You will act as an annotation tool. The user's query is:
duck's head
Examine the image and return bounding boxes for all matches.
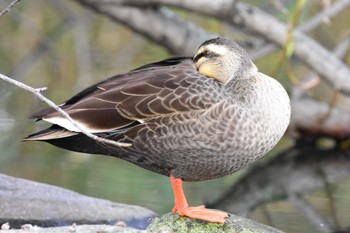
[193,37,258,84]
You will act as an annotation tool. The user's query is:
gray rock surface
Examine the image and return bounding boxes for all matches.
[0,214,284,233]
[0,174,156,229]
[1,223,145,233]
[147,213,284,233]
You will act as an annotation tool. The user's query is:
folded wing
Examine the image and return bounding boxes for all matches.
[30,57,224,134]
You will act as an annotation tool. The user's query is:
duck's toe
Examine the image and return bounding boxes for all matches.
[176,205,229,224]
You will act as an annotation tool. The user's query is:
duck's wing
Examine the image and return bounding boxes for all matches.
[30,57,223,134]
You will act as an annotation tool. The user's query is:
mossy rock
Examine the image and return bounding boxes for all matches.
[147,213,283,233]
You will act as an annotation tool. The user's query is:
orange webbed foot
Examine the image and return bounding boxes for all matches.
[176,205,229,224]
[170,174,229,224]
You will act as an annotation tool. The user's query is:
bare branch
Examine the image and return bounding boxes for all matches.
[94,0,350,32]
[250,0,350,59]
[92,0,236,18]
[0,0,22,17]
[229,2,350,95]
[74,0,350,95]
[225,2,350,94]
[158,0,350,94]
[289,37,350,139]
[73,0,216,56]
[0,73,131,147]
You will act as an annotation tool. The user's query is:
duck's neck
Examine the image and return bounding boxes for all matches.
[225,61,258,86]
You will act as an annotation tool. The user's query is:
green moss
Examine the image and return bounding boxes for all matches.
[147,213,283,233]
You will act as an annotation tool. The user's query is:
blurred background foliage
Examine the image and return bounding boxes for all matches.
[0,0,350,232]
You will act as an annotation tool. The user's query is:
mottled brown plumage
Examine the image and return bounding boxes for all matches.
[25,38,290,223]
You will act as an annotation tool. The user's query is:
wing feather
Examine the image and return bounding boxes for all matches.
[33,57,224,133]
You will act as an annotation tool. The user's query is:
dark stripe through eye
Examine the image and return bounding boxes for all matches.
[193,52,205,63]
[193,50,218,63]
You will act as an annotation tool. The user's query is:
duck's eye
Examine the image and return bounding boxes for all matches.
[194,50,213,63]
[203,50,210,57]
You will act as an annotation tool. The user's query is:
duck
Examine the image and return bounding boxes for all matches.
[24,37,291,224]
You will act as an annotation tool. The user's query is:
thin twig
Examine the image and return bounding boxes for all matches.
[0,73,132,147]
[0,0,22,17]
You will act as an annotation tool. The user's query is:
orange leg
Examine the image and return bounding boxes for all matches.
[170,174,229,224]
